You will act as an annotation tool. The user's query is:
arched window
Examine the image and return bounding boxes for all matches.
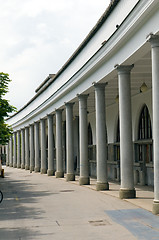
[88,123,93,161]
[116,117,120,142]
[138,105,152,140]
[137,105,152,163]
[114,117,120,161]
[88,123,93,145]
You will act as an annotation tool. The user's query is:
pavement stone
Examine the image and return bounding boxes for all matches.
[0,166,158,240]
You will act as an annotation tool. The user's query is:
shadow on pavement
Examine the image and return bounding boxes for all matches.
[0,170,57,239]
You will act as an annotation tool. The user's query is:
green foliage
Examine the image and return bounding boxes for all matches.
[0,72,16,145]
[0,121,13,145]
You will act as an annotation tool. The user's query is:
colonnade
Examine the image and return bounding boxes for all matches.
[6,78,135,194]
[4,34,159,214]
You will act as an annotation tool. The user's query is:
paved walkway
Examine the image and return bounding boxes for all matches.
[0,166,158,240]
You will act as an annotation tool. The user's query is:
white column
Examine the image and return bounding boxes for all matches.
[47,114,54,176]
[9,135,13,167]
[30,124,34,171]
[62,121,66,173]
[94,83,109,191]
[40,119,47,174]
[6,144,9,166]
[13,132,17,168]
[55,109,64,178]
[78,94,90,185]
[34,122,40,172]
[2,146,4,155]
[148,34,159,214]
[17,130,21,168]
[25,127,30,170]
[21,128,25,169]
[116,64,135,199]
[65,102,75,181]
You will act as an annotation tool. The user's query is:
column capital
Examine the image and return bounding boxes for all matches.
[34,120,40,125]
[40,118,46,122]
[77,94,89,100]
[55,108,63,113]
[147,33,159,48]
[29,124,34,130]
[65,102,75,107]
[115,64,134,74]
[93,82,108,89]
[47,113,54,118]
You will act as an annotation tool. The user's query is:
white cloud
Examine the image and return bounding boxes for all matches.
[0,0,110,109]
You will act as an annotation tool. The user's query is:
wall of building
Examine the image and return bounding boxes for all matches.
[87,89,153,185]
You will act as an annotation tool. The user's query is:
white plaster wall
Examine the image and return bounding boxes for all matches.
[106,103,119,143]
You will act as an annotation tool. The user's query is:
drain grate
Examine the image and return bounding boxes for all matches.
[88,220,111,226]
[60,190,75,193]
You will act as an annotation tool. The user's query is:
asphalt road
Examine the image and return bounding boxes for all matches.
[0,167,159,240]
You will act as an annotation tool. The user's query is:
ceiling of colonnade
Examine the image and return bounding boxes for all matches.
[60,47,152,120]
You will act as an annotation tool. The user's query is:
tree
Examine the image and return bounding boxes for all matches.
[0,72,16,145]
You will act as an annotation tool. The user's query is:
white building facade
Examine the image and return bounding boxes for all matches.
[5,0,159,214]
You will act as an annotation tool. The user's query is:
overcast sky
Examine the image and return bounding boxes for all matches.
[0,0,110,110]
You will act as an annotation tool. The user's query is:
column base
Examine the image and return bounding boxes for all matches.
[55,171,64,178]
[17,164,21,168]
[13,163,17,168]
[96,182,109,191]
[6,162,9,166]
[152,201,159,215]
[30,166,34,171]
[79,176,90,185]
[119,188,136,199]
[66,173,75,181]
[21,164,25,169]
[9,163,13,167]
[47,169,55,176]
[34,167,40,172]
[25,165,30,170]
[41,168,47,174]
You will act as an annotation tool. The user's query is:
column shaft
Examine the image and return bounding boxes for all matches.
[13,132,17,168]
[21,129,25,169]
[40,119,47,174]
[78,94,90,185]
[6,144,9,166]
[34,122,40,172]
[116,65,135,199]
[94,83,109,191]
[25,127,30,170]
[9,136,13,167]
[148,34,159,214]
[17,131,21,168]
[65,103,75,181]
[30,125,34,171]
[47,115,54,176]
[55,109,64,178]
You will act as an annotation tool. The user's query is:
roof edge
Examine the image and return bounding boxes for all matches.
[8,0,120,120]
